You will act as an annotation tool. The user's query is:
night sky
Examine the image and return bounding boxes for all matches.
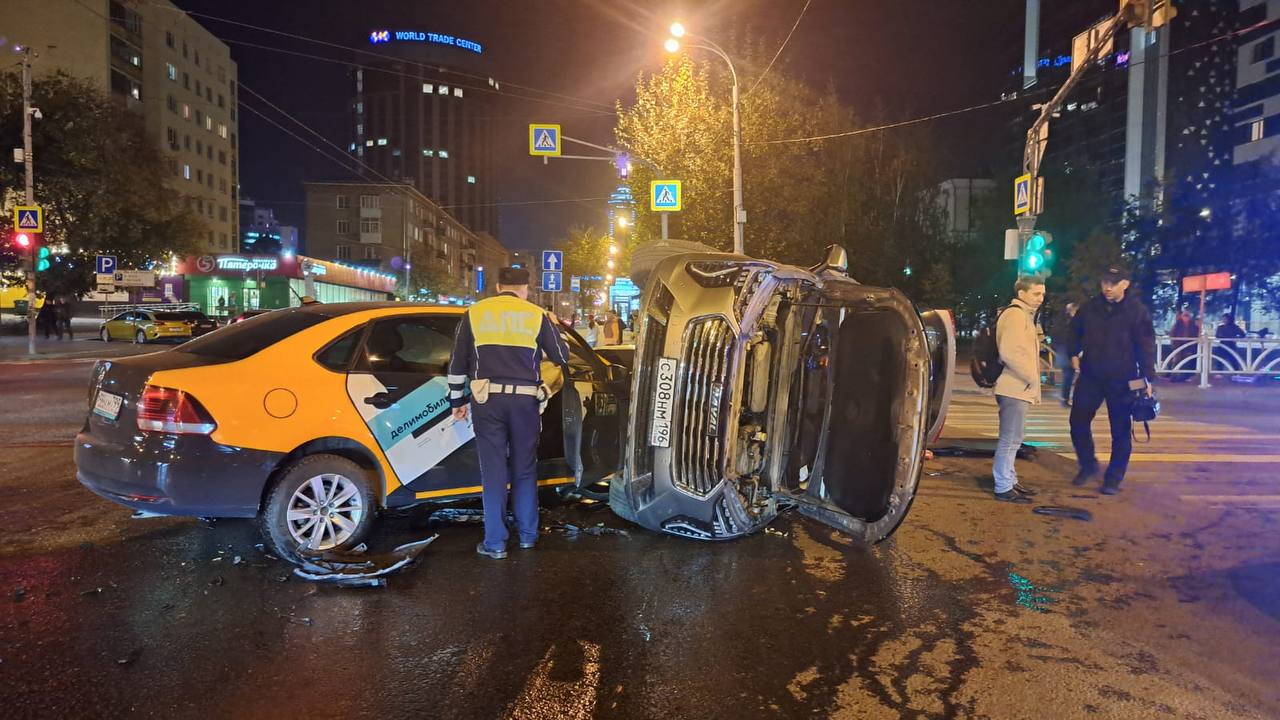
[172,0,1023,252]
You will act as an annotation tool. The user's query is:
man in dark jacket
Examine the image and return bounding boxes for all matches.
[1065,265,1156,494]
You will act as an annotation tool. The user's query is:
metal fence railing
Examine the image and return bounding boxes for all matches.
[1038,336,1280,389]
[97,302,200,318]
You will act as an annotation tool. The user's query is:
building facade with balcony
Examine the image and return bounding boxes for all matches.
[7,0,240,254]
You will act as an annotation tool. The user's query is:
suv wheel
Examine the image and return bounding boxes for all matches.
[262,454,377,559]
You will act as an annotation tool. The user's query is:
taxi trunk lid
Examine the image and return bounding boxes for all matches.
[86,353,229,438]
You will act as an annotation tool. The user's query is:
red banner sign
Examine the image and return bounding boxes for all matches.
[1182,272,1232,293]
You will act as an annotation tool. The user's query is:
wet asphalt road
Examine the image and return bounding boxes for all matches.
[2,360,1279,719]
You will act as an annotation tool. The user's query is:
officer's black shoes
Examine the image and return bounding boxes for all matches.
[994,490,1033,504]
[1100,482,1122,495]
[1072,468,1098,486]
[1013,483,1039,496]
[475,543,508,560]
[518,539,537,550]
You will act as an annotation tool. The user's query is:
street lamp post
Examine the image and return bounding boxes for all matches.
[667,23,745,255]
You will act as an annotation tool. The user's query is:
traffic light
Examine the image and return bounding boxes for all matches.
[36,245,50,272]
[1020,231,1053,274]
[14,232,31,250]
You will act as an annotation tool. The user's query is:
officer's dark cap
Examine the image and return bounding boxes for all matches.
[1102,264,1131,282]
[498,266,530,286]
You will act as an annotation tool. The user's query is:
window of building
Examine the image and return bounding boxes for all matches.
[438,150,449,158]
[217,93,225,108]
[356,70,362,92]
[194,49,200,66]
[206,87,212,102]
[392,148,401,157]
[196,110,203,126]
[337,245,352,260]
[359,195,380,209]
[166,31,175,49]
[377,138,388,146]
[219,206,228,221]
[336,195,350,209]
[183,72,189,90]
[360,219,381,234]
[357,147,364,157]
[184,134,190,150]
[167,94,178,112]
[166,127,178,147]
[196,139,203,154]
[219,178,227,192]
[182,40,188,59]
[218,124,227,139]
[183,164,191,180]
[467,175,476,184]
[356,101,363,113]
[182,103,190,119]
[356,123,364,135]
[230,132,237,149]
[365,140,374,147]
[205,116,213,131]
[1255,37,1275,64]
[438,85,449,95]
[453,87,463,98]
[422,149,435,157]
[167,63,176,81]
[337,219,352,234]
[196,79,202,95]
[1252,118,1265,142]
[422,83,434,94]
[364,246,379,260]
[196,168,203,182]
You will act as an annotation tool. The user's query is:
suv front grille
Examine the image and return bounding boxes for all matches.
[673,316,734,497]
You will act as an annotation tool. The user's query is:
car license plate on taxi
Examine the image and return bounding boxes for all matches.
[93,390,123,421]
[649,357,677,448]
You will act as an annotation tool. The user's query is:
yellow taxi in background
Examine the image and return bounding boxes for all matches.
[76,302,630,557]
[99,310,193,344]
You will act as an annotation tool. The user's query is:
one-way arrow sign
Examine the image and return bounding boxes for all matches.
[542,250,563,271]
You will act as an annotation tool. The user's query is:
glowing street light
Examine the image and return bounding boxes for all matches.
[663,21,745,254]
[608,244,618,255]
[617,216,628,229]
[607,259,615,269]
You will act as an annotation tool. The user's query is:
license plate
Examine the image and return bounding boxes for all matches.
[93,390,123,421]
[649,357,678,448]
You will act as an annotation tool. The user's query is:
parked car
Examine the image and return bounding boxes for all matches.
[99,310,193,344]
[76,303,629,557]
[611,245,954,544]
[176,310,219,337]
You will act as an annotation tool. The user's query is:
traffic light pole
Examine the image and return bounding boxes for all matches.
[21,49,36,356]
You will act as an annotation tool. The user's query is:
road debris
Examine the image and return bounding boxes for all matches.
[292,535,438,587]
[130,510,165,519]
[232,555,243,565]
[14,587,27,603]
[764,527,789,538]
[427,508,487,526]
[1033,506,1093,521]
[115,648,142,666]
[546,522,629,538]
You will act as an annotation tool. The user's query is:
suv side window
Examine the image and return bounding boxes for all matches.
[355,316,459,377]
[557,326,598,380]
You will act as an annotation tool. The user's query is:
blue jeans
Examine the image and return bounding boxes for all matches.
[994,395,1030,494]
[472,392,542,551]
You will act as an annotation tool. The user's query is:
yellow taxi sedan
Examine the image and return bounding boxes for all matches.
[76,302,629,557]
[99,310,193,344]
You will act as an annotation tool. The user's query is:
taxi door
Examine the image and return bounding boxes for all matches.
[344,315,483,503]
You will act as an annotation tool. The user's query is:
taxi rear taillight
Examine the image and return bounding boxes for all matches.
[136,385,217,434]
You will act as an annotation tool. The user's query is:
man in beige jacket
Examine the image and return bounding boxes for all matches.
[992,275,1045,503]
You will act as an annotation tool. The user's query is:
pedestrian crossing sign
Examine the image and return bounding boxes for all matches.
[13,205,43,233]
[1013,174,1032,216]
[529,124,561,156]
[650,180,682,212]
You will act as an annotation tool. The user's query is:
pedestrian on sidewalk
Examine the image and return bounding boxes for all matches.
[992,275,1045,504]
[56,296,74,340]
[1167,310,1197,383]
[1052,301,1079,406]
[1065,265,1157,495]
[37,298,56,340]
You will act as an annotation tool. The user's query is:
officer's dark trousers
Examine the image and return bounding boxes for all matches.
[472,392,540,550]
[1069,374,1135,486]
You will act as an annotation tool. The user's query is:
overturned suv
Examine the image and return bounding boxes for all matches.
[610,245,953,543]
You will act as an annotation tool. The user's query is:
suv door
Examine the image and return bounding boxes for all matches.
[344,315,483,502]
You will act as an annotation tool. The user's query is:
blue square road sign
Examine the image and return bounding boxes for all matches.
[542,271,563,292]
[541,250,563,271]
[96,255,117,274]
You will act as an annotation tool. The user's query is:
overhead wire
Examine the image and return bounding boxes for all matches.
[746,0,812,96]
[141,2,617,113]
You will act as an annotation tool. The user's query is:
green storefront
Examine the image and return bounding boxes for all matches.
[186,274,292,319]
[176,254,397,319]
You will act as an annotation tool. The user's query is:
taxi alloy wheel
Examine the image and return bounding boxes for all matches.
[264,454,376,558]
[100,327,110,343]
[287,473,365,550]
[135,329,147,344]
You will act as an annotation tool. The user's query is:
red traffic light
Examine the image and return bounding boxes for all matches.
[14,233,32,249]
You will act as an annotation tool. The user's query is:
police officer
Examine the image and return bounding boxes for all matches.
[1066,264,1157,495]
[449,267,570,559]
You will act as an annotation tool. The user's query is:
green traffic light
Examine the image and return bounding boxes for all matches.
[37,246,50,259]
[1027,233,1046,251]
[36,259,50,272]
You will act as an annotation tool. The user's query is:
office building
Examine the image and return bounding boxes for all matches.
[1233,0,1280,165]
